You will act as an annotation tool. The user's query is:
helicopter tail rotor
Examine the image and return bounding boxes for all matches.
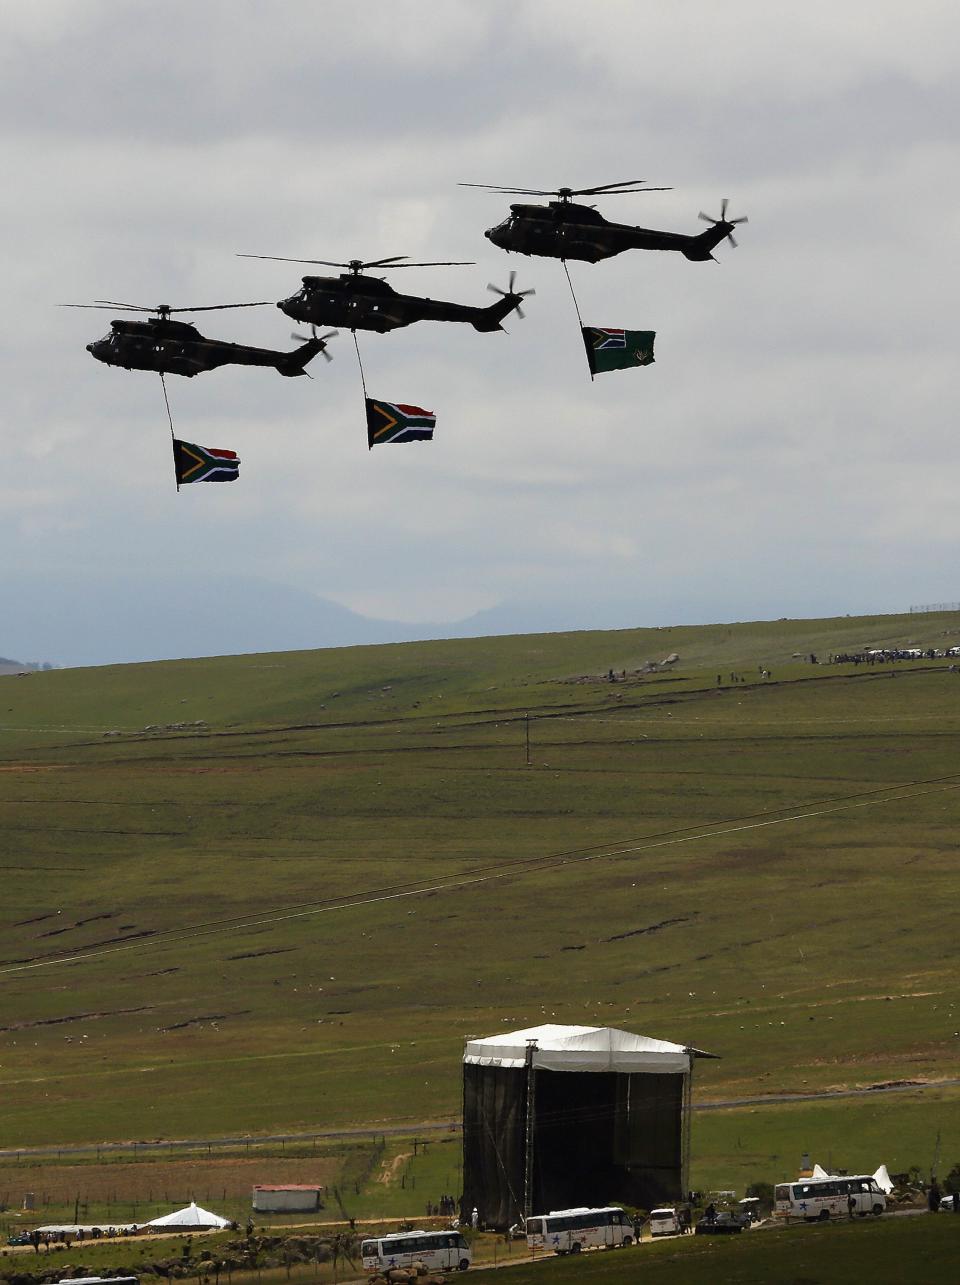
[697,198,748,248]
[487,270,536,319]
[292,325,338,361]
[282,327,338,375]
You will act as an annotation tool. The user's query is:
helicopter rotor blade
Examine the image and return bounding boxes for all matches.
[292,325,336,360]
[487,272,534,316]
[459,183,558,195]
[573,179,647,194]
[461,180,671,197]
[360,255,410,268]
[61,302,153,312]
[168,301,274,313]
[698,212,713,223]
[238,252,472,273]
[238,254,353,268]
[578,186,673,195]
[730,215,749,225]
[726,232,738,248]
[66,299,272,314]
[384,260,476,269]
[720,197,729,220]
[93,299,161,311]
[318,329,337,361]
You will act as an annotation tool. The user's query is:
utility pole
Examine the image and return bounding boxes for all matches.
[682,1049,693,1201]
[524,1040,537,1222]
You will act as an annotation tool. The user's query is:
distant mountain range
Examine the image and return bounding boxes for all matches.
[3,573,633,669]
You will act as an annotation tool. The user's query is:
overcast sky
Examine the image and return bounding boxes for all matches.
[2,1,958,665]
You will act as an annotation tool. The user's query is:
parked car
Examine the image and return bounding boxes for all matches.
[7,1233,33,1246]
[648,1207,692,1236]
[695,1212,746,1235]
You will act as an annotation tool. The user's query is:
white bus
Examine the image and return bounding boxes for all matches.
[360,1230,472,1273]
[774,1176,886,1222]
[525,1206,634,1254]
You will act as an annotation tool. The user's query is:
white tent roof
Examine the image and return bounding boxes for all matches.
[806,1163,895,1193]
[147,1201,230,1229]
[873,1165,894,1194]
[463,1023,710,1074]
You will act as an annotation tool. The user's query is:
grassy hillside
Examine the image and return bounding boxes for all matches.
[1,611,959,1193]
[487,1217,960,1285]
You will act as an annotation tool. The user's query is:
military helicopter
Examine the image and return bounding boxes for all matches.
[63,300,335,377]
[460,179,747,264]
[236,254,534,333]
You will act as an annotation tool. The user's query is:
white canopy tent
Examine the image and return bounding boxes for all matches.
[873,1165,894,1194]
[147,1202,230,1231]
[463,1023,710,1074]
[807,1162,894,1193]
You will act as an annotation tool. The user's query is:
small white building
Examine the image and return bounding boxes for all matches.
[252,1185,323,1214]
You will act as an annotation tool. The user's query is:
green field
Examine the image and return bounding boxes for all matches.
[1,611,959,1200]
[488,1216,960,1285]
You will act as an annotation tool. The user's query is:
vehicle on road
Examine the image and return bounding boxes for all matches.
[648,1207,691,1236]
[737,1197,762,1225]
[694,1212,746,1235]
[525,1206,634,1254]
[775,1176,885,1222]
[360,1230,471,1274]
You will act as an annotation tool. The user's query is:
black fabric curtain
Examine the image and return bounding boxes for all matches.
[462,1065,684,1228]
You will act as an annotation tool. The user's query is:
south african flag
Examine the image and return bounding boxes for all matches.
[173,439,241,485]
[365,398,436,449]
[582,327,656,377]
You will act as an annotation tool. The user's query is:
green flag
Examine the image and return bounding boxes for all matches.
[582,327,655,376]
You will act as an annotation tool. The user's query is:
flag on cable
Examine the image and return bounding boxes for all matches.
[581,327,655,377]
[173,439,241,484]
[365,398,436,448]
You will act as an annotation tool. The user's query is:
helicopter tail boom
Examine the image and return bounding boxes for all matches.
[472,295,517,331]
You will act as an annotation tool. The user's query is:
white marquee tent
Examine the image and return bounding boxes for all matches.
[147,1202,230,1231]
[809,1162,894,1194]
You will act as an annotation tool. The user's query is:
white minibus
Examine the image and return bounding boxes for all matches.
[774,1176,885,1222]
[360,1230,471,1273]
[525,1206,634,1254]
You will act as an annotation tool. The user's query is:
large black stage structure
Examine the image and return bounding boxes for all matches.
[461,1025,714,1228]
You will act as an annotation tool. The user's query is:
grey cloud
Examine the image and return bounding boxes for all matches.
[2,1,959,664]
